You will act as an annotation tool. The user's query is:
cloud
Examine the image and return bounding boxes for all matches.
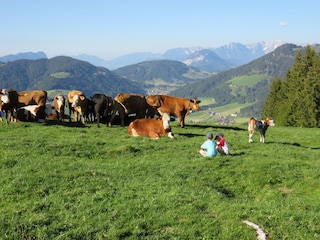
[280,22,287,27]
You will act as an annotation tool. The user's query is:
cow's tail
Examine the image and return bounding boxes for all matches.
[115,99,128,114]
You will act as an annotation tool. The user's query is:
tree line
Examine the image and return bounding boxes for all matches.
[262,45,320,127]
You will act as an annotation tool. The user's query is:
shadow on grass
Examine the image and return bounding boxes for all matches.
[177,133,204,138]
[185,124,246,132]
[229,151,245,156]
[43,120,90,128]
[267,141,320,150]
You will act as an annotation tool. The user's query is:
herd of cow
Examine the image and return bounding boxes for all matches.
[0,88,271,141]
[0,88,203,139]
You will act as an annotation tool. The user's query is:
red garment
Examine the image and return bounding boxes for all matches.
[217,137,225,148]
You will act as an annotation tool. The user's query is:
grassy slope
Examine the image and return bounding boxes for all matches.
[0,120,319,239]
[188,98,254,125]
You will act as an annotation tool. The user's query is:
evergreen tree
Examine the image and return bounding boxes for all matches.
[262,45,320,127]
[261,77,283,122]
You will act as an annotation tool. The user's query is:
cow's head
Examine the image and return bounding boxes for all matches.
[55,95,66,112]
[189,98,201,112]
[71,94,86,107]
[0,89,10,104]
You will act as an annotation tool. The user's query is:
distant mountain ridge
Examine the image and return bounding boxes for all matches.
[0,41,284,72]
[0,51,47,62]
[73,40,285,71]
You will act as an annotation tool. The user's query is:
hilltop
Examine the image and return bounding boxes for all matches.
[0,56,145,97]
[113,60,212,94]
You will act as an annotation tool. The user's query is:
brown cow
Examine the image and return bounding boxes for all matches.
[146,95,201,128]
[68,90,87,124]
[110,93,147,127]
[53,94,66,123]
[0,89,19,124]
[248,117,270,143]
[18,90,47,122]
[128,112,174,139]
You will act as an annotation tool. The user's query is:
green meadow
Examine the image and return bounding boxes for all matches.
[0,119,319,239]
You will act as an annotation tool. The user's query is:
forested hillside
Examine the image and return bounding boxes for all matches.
[113,60,211,94]
[170,43,301,116]
[262,45,320,127]
[0,56,145,97]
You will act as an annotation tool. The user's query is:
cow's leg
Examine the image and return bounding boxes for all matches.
[260,130,265,143]
[69,103,72,122]
[149,132,160,139]
[93,104,100,127]
[117,107,126,127]
[74,111,79,123]
[181,116,185,128]
[249,130,254,143]
[109,102,121,127]
[80,111,86,125]
[4,110,9,125]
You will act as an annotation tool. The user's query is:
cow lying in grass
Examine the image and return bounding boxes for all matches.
[248,117,270,143]
[128,112,174,139]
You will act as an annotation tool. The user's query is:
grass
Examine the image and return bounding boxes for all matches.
[0,120,319,239]
[228,74,268,87]
[189,100,254,125]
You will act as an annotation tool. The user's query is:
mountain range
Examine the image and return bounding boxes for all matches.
[74,40,284,71]
[0,41,284,72]
[0,41,306,117]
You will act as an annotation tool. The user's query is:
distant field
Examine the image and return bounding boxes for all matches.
[228,74,268,87]
[1,120,319,239]
[189,99,253,125]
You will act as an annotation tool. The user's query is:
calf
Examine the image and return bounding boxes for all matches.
[128,113,174,139]
[53,94,66,123]
[248,117,270,143]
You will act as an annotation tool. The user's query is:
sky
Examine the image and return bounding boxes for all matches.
[1,0,319,60]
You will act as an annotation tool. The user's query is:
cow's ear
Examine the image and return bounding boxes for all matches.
[196,100,201,104]
[80,95,85,100]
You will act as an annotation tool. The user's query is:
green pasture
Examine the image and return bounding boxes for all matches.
[0,119,319,239]
[228,74,267,87]
[189,99,253,125]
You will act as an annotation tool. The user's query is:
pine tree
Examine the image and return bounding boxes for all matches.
[261,77,283,122]
[262,45,320,127]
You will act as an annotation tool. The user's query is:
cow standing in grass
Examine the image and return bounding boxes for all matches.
[68,90,88,125]
[0,88,19,124]
[248,117,270,143]
[110,93,147,127]
[53,94,66,123]
[146,95,201,128]
[91,93,113,127]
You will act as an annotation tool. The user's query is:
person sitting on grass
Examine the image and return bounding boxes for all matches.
[215,132,230,155]
[199,132,217,157]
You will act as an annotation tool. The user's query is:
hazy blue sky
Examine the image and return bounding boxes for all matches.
[1,0,319,59]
